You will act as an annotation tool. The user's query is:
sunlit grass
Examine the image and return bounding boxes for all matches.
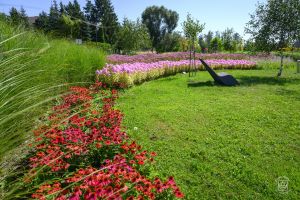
[0,20,105,179]
[117,67,300,199]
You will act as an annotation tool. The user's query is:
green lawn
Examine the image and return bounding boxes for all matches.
[117,68,300,199]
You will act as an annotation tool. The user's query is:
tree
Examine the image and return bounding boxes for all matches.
[215,31,221,39]
[34,11,49,31]
[204,31,213,52]
[232,32,243,52]
[221,28,234,52]
[210,37,223,53]
[83,0,95,41]
[245,0,300,76]
[142,6,179,51]
[198,35,207,52]
[64,0,85,38]
[48,0,61,35]
[116,18,151,54]
[156,32,182,53]
[93,0,119,44]
[8,7,29,27]
[183,14,205,76]
[19,7,29,27]
[244,39,256,53]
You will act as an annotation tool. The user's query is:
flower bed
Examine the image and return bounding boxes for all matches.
[96,59,257,86]
[107,52,252,64]
[21,83,183,199]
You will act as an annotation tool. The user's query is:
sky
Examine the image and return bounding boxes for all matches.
[0,0,266,39]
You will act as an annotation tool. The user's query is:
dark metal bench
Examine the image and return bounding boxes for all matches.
[199,59,239,86]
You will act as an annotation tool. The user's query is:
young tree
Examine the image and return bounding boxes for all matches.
[245,0,300,76]
[142,6,179,51]
[183,14,205,76]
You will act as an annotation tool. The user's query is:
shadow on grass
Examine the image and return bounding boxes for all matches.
[187,80,216,87]
[275,88,300,101]
[238,76,300,86]
[186,75,300,87]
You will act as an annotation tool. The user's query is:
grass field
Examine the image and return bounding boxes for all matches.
[117,68,300,199]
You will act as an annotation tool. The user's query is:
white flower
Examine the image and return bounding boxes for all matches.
[182,71,186,74]
[133,127,138,131]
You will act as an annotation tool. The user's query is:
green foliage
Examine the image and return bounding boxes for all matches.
[221,28,234,52]
[8,7,29,27]
[245,0,300,76]
[156,32,182,53]
[142,6,179,51]
[183,14,205,43]
[210,37,223,52]
[34,0,120,44]
[245,0,300,52]
[116,18,151,54]
[34,11,49,30]
[204,31,213,51]
[94,0,119,44]
[221,28,243,52]
[244,39,256,53]
[198,35,207,51]
[0,20,105,162]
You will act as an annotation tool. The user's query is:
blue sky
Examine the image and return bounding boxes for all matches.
[0,0,266,38]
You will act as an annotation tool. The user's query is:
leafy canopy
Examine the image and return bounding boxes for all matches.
[245,0,300,52]
[142,6,179,50]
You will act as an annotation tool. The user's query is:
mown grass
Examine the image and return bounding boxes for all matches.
[0,21,106,165]
[117,67,300,199]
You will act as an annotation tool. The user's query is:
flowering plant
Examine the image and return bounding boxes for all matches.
[107,52,252,64]
[96,60,256,86]
[23,82,183,199]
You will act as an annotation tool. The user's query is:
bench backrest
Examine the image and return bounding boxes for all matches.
[199,59,221,83]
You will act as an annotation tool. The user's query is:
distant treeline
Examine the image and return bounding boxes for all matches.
[1,0,249,54]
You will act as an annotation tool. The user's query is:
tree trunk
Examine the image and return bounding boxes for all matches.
[277,51,284,77]
[193,42,196,76]
[189,44,192,77]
